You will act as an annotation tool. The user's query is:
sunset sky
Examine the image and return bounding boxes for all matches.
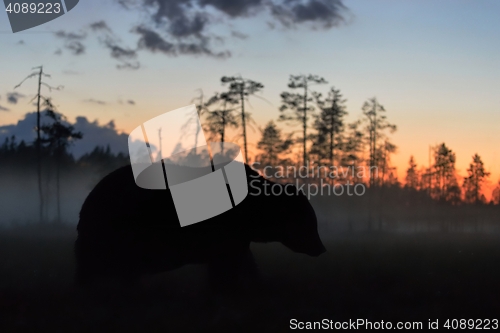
[1,0,499,189]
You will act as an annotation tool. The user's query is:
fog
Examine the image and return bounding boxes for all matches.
[1,166,500,331]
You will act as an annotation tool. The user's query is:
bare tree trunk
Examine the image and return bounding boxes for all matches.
[36,67,43,223]
[330,103,335,186]
[302,80,308,166]
[194,92,203,154]
[221,102,227,155]
[56,151,61,224]
[240,88,248,163]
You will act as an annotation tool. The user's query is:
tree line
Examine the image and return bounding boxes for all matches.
[196,74,498,205]
[2,71,499,226]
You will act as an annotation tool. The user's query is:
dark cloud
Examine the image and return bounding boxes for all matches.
[199,0,263,17]
[0,111,129,158]
[53,1,348,68]
[0,105,9,112]
[89,20,112,32]
[178,40,230,58]
[125,0,348,31]
[7,92,25,104]
[134,26,229,58]
[122,0,347,58]
[54,30,87,55]
[54,31,87,40]
[55,25,137,64]
[169,12,208,38]
[140,0,208,38]
[90,21,141,70]
[271,0,348,28]
[135,26,176,54]
[103,37,138,61]
[127,100,136,105]
[231,30,248,39]
[66,41,85,55]
[83,99,107,105]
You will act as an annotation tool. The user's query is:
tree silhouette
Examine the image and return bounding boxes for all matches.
[405,156,419,189]
[220,76,264,163]
[14,66,63,223]
[377,139,398,186]
[361,97,396,187]
[462,153,490,204]
[189,89,209,153]
[40,98,82,223]
[491,181,500,205]
[310,86,347,168]
[203,92,239,154]
[256,121,293,169]
[432,143,460,203]
[279,74,327,166]
[340,120,364,183]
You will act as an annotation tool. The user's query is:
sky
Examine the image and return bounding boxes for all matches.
[0,0,499,189]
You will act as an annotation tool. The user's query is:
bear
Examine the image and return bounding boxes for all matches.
[75,162,326,290]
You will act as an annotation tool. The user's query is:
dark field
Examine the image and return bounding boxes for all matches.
[1,225,499,332]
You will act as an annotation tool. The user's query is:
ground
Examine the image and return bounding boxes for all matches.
[0,224,499,332]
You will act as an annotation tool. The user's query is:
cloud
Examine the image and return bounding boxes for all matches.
[54,30,87,55]
[83,99,107,105]
[199,0,264,17]
[231,30,248,39]
[134,26,230,58]
[271,0,348,28]
[90,20,141,70]
[122,0,347,57]
[89,20,112,33]
[0,111,129,158]
[127,100,136,105]
[6,92,25,105]
[103,39,132,60]
[0,105,9,112]
[71,117,129,158]
[135,26,176,55]
[125,0,348,30]
[53,1,348,67]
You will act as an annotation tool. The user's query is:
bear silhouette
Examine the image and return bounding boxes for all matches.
[75,162,326,290]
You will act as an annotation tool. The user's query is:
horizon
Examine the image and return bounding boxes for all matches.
[1,0,499,195]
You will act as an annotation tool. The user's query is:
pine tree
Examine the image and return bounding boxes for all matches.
[256,121,293,168]
[203,92,239,153]
[220,76,264,163]
[341,121,364,183]
[310,86,347,167]
[432,143,460,203]
[491,181,500,205]
[463,153,490,204]
[40,98,82,223]
[361,97,397,187]
[405,156,419,189]
[279,74,327,165]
